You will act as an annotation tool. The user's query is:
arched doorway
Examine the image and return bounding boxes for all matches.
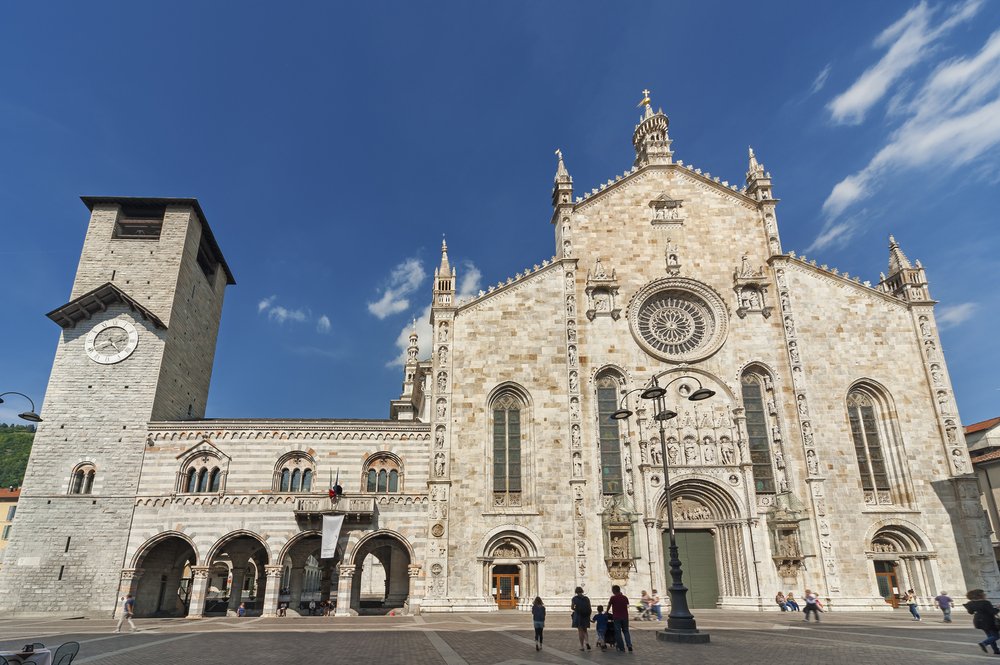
[658,478,749,609]
[480,531,540,611]
[349,531,412,615]
[130,533,197,617]
[279,532,341,615]
[205,532,270,616]
[868,525,935,608]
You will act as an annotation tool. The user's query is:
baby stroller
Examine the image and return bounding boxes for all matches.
[635,601,654,621]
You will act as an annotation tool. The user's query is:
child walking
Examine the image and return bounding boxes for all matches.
[593,605,609,650]
[532,596,546,651]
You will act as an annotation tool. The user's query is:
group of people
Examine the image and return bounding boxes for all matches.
[531,585,636,653]
[637,590,663,621]
[775,590,823,621]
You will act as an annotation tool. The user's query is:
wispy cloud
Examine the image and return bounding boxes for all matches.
[386,260,482,367]
[316,315,331,334]
[258,295,276,313]
[812,7,1000,251]
[257,296,316,326]
[827,0,981,125]
[811,64,832,94]
[368,258,426,319]
[937,302,978,328]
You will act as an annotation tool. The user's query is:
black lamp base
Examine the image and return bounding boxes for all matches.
[657,628,711,644]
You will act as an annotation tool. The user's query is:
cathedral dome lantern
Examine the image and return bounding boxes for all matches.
[632,89,673,167]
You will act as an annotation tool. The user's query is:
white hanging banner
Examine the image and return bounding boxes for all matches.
[321,515,345,559]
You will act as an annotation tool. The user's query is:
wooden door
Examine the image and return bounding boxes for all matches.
[494,573,519,609]
[668,530,720,609]
[874,561,899,607]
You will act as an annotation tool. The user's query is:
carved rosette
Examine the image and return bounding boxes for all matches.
[627,278,729,363]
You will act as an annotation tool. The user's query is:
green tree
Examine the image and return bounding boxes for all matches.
[0,425,34,488]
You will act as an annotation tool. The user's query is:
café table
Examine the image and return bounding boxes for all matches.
[0,648,53,665]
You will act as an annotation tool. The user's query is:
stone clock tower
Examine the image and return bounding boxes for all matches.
[0,197,233,615]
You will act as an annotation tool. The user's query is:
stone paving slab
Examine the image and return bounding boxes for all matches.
[0,611,993,664]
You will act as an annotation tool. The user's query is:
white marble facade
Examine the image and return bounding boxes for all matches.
[1,99,996,618]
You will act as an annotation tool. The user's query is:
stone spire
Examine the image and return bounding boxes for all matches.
[879,234,930,301]
[887,235,913,274]
[632,89,673,167]
[745,146,773,202]
[406,319,419,363]
[433,237,456,307]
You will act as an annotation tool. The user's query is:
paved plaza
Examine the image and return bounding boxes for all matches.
[0,610,993,664]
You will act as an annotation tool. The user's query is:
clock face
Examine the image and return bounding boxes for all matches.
[85,319,139,365]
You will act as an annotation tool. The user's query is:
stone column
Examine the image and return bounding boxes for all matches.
[288,566,305,615]
[335,564,356,617]
[228,559,249,614]
[406,564,422,615]
[114,569,142,619]
[350,561,363,610]
[262,565,284,617]
[386,547,409,606]
[186,567,211,618]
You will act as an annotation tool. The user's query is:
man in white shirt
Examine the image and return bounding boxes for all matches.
[114,594,137,633]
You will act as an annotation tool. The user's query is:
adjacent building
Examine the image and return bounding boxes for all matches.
[968,417,1000,572]
[1,95,996,617]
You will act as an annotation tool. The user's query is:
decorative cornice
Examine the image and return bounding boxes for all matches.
[455,257,572,313]
[769,254,933,308]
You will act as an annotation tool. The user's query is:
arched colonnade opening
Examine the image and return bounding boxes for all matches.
[868,525,936,608]
[130,534,197,618]
[349,531,412,615]
[278,531,341,615]
[479,531,541,611]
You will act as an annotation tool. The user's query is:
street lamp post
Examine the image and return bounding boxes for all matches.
[0,392,43,423]
[611,374,712,644]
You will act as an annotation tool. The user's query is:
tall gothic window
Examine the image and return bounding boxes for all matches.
[596,374,624,495]
[847,392,890,493]
[741,372,776,493]
[492,393,523,496]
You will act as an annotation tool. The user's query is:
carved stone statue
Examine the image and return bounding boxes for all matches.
[720,438,735,465]
[683,437,698,464]
[952,448,969,473]
[806,449,819,476]
[434,452,446,477]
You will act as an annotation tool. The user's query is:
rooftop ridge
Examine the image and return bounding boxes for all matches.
[573,161,749,208]
[455,256,566,310]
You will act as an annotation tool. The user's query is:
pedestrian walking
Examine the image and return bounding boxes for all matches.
[934,590,954,623]
[571,586,592,651]
[532,596,546,650]
[608,584,634,653]
[905,589,920,621]
[237,602,246,617]
[964,589,1000,654]
[114,594,137,633]
[651,589,663,621]
[802,589,821,623]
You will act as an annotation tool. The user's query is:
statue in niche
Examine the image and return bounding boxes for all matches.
[802,421,814,446]
[700,412,712,428]
[740,286,761,310]
[650,446,662,465]
[720,438,735,465]
[924,339,937,360]
[573,452,583,477]
[766,396,776,414]
[626,474,634,495]
[563,239,572,256]
[572,424,581,448]
[623,448,632,470]
[437,372,447,392]
[919,317,931,338]
[436,401,447,419]
[438,346,448,364]
[438,322,448,342]
[937,391,950,413]
[952,449,968,473]
[763,375,774,391]
[702,437,716,465]
[567,294,576,315]
[594,291,611,311]
[567,327,577,343]
[789,341,800,363]
[568,346,578,366]
[740,253,754,277]
[435,427,445,448]
[946,425,957,444]
[434,453,446,477]
[574,485,583,500]
[806,449,819,476]
[666,440,679,465]
[593,258,607,279]
[931,364,943,386]
[569,371,579,393]
[610,535,630,560]
[797,395,809,417]
[784,316,796,337]
[771,425,782,442]
[570,398,580,421]
[774,448,785,469]
[683,437,698,464]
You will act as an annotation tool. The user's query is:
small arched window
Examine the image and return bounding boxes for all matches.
[179,454,224,494]
[69,464,97,495]
[362,454,403,493]
[273,453,316,493]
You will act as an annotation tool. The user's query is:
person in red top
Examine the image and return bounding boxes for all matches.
[607,585,634,653]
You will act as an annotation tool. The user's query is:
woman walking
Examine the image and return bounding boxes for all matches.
[532,596,546,651]
[964,589,1000,654]
[571,586,592,651]
[905,589,920,621]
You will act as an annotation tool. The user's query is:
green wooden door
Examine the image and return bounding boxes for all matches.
[665,530,719,609]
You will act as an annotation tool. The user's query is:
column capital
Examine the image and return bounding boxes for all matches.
[338,564,357,578]
[120,568,144,580]
[265,565,284,577]
[191,566,211,579]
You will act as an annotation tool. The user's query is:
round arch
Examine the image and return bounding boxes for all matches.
[347,530,414,615]
[654,474,744,521]
[486,381,534,408]
[347,529,414,566]
[128,531,199,617]
[131,530,201,568]
[865,519,933,553]
[864,518,937,605]
[477,524,543,559]
[206,529,272,565]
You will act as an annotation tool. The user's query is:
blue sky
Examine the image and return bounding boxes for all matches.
[2,1,999,425]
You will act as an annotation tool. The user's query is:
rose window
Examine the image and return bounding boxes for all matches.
[628,278,728,362]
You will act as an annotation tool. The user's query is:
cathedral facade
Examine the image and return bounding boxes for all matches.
[2,99,996,617]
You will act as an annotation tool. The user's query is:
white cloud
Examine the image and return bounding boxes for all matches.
[457,261,482,298]
[806,217,862,252]
[368,258,426,319]
[937,302,978,328]
[827,1,981,125]
[811,64,832,94]
[258,295,276,313]
[267,306,308,323]
[316,315,331,334]
[814,22,1000,248]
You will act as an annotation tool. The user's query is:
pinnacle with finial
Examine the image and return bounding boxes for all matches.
[887,233,913,274]
[554,148,570,183]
